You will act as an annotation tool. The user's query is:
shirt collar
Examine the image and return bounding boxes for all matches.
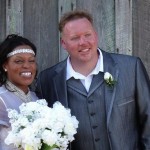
[66,48,104,80]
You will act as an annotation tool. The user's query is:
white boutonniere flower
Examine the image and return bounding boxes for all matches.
[104,72,116,87]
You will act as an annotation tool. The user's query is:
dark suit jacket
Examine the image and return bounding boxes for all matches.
[36,50,150,150]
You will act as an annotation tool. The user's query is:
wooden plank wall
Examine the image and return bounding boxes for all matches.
[23,0,59,73]
[58,0,76,61]
[0,0,150,77]
[0,0,6,42]
[6,0,23,35]
[115,0,132,55]
[133,0,150,75]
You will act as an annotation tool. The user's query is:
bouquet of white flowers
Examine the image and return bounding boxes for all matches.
[5,99,79,150]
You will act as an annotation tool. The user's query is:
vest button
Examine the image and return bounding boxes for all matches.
[90,112,95,116]
[92,125,98,129]
[88,100,93,103]
[95,138,100,142]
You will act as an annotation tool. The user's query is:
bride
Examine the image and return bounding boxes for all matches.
[0,34,39,150]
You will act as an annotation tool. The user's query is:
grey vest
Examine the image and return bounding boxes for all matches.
[67,72,110,150]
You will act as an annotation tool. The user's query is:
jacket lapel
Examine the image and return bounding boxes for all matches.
[52,60,69,107]
[102,51,119,126]
[88,72,104,97]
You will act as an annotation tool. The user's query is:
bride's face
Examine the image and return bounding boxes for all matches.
[3,45,37,93]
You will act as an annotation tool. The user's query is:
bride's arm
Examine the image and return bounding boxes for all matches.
[0,97,9,127]
[0,98,19,150]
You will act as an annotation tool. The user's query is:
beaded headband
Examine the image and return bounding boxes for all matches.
[7,49,35,58]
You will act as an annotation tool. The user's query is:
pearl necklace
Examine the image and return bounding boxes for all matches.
[6,80,32,103]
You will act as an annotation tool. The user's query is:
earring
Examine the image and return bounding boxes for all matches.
[4,68,7,72]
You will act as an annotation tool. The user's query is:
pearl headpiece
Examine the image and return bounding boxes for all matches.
[7,49,35,58]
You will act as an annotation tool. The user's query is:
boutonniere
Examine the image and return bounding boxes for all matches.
[104,72,116,87]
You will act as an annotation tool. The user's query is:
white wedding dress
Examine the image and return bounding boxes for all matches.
[0,85,38,150]
[0,126,20,150]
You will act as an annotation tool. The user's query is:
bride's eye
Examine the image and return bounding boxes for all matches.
[14,60,24,64]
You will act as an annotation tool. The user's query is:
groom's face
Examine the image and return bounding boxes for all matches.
[61,18,98,64]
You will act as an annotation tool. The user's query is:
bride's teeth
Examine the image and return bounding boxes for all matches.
[21,72,31,76]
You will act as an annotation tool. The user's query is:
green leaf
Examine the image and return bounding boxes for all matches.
[40,143,58,150]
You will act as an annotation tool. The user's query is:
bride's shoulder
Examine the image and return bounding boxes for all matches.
[30,91,39,101]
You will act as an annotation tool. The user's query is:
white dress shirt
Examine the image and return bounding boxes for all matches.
[66,49,104,92]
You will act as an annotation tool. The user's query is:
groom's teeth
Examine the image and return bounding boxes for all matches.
[81,48,89,52]
[83,49,88,51]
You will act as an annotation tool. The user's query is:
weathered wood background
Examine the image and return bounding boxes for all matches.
[0,0,150,76]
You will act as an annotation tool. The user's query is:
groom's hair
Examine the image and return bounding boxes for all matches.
[59,10,93,33]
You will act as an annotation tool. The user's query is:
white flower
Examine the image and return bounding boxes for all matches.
[5,99,79,150]
[5,132,21,147]
[25,144,34,150]
[104,72,116,87]
[42,130,58,146]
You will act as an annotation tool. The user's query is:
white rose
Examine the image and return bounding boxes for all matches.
[104,72,113,80]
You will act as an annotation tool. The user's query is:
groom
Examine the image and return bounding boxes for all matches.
[36,10,150,150]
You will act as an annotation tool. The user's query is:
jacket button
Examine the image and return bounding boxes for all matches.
[92,125,98,129]
[95,138,100,142]
[88,100,93,104]
[90,112,95,116]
